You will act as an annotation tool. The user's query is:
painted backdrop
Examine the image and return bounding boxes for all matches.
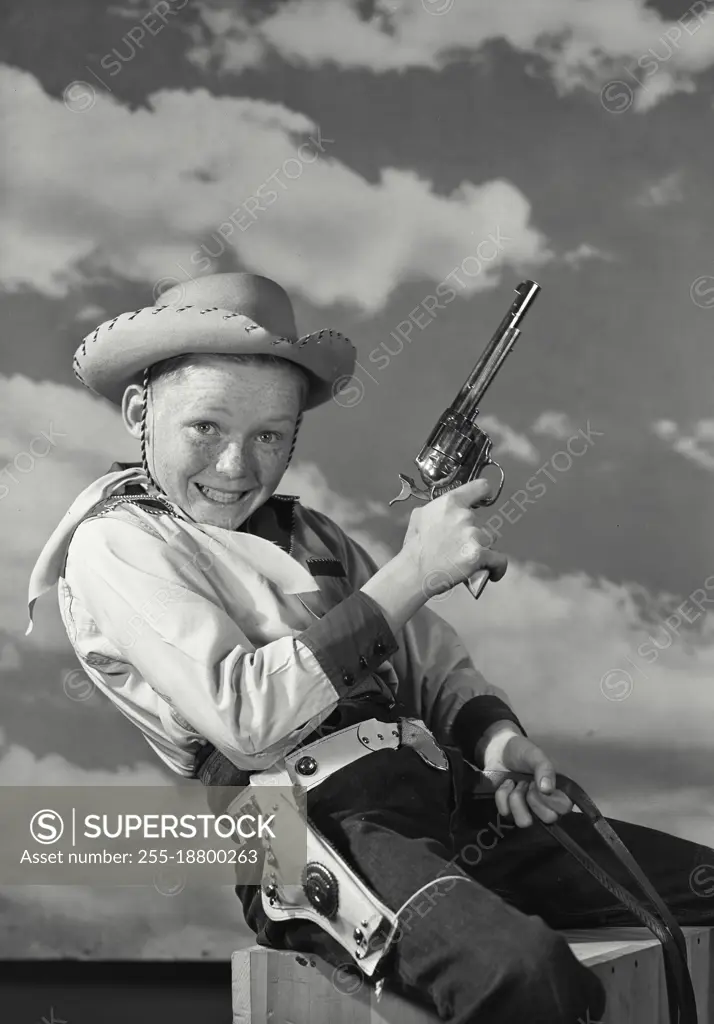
[0,0,713,958]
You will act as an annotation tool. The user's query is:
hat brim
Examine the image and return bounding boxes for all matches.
[73,305,356,410]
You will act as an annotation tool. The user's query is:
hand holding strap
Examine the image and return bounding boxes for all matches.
[468,768,699,1024]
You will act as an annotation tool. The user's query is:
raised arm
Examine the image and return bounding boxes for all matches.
[307,503,525,758]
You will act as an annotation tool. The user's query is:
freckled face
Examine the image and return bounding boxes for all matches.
[148,357,304,529]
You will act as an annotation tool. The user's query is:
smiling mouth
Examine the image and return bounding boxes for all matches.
[196,483,250,505]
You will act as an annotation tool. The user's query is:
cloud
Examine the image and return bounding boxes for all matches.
[0,373,136,646]
[0,64,551,310]
[428,559,714,756]
[652,417,714,472]
[75,304,107,322]
[189,0,714,110]
[562,243,614,268]
[0,878,248,958]
[479,414,540,464]
[635,171,684,208]
[531,411,576,439]
[0,724,254,958]
[630,68,696,113]
[0,725,171,786]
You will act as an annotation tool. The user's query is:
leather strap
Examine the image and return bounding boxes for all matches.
[474,770,698,1024]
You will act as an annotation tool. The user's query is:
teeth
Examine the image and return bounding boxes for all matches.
[199,484,246,504]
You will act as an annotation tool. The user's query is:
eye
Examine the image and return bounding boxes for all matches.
[257,431,283,444]
[191,422,218,436]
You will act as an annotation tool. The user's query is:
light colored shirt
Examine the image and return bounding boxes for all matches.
[28,467,515,778]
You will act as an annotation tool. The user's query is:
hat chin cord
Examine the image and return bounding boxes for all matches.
[140,366,164,496]
[139,366,303,500]
[285,409,302,471]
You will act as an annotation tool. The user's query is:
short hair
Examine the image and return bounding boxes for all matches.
[149,352,311,408]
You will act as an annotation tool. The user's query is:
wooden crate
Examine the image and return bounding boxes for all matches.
[564,925,712,1024]
[232,926,713,1023]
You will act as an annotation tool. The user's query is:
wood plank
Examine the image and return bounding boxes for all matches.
[592,942,665,1024]
[265,949,369,1024]
[686,927,710,1024]
[251,948,268,1024]
[231,950,252,1024]
[234,927,714,1024]
[565,927,712,1024]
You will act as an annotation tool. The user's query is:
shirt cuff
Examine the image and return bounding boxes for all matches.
[296,591,399,697]
[450,695,526,759]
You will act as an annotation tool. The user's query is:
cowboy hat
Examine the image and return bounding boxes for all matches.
[73,273,356,410]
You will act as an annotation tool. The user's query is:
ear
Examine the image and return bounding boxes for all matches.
[122,384,144,441]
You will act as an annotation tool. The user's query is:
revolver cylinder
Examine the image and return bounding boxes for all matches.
[416,413,496,499]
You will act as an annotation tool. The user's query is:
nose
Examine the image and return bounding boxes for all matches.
[214,440,256,481]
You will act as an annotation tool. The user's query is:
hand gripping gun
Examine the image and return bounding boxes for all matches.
[389,280,541,600]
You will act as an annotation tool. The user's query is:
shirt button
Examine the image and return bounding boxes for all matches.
[342,669,355,686]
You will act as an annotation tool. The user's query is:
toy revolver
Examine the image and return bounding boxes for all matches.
[389,280,541,600]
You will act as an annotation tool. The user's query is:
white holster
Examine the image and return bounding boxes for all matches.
[228,717,449,977]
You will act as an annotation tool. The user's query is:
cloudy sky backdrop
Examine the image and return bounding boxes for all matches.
[1,0,713,959]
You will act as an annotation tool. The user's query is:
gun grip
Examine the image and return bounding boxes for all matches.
[465,568,490,600]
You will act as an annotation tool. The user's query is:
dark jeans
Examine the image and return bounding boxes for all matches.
[200,740,714,1024]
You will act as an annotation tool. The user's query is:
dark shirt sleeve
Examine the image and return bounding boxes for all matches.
[451,695,527,765]
[296,591,399,696]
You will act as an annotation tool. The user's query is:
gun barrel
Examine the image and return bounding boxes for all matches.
[453,280,540,415]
